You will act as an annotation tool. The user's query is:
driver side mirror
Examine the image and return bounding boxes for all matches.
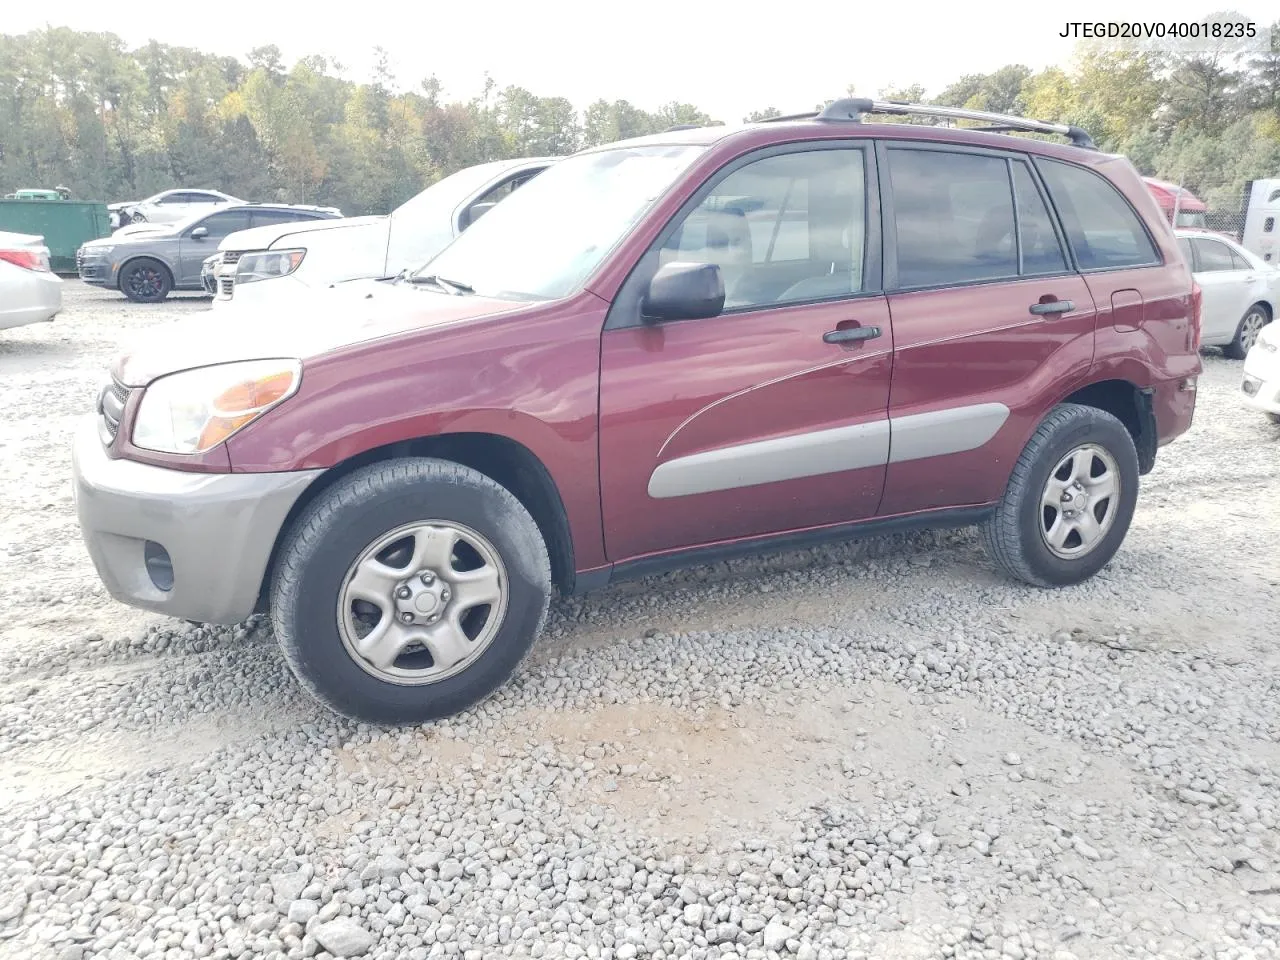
[642,262,725,322]
[463,201,498,229]
[190,226,209,239]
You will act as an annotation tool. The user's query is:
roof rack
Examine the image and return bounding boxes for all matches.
[763,97,1096,150]
[664,124,702,132]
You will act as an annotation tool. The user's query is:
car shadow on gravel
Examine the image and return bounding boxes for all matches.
[0,337,77,362]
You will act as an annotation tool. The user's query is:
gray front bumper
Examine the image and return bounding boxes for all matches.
[71,416,323,625]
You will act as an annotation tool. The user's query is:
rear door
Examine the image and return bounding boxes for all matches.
[1188,236,1252,343]
[879,143,1098,515]
[598,142,893,561]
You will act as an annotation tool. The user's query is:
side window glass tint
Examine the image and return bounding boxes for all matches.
[250,210,295,228]
[659,149,866,310]
[1011,161,1067,275]
[199,210,252,237]
[1177,237,1195,265]
[1190,239,1235,272]
[889,149,1017,288]
[1228,249,1251,271]
[1037,159,1158,270]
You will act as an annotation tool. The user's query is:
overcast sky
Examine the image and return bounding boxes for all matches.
[6,2,1278,120]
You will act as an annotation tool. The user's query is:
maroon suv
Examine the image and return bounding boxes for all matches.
[73,99,1202,724]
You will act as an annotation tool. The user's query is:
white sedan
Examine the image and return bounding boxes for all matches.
[120,189,243,227]
[0,231,62,331]
[1241,322,1280,424]
[1176,229,1279,358]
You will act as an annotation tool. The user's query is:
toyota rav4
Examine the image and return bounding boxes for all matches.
[73,99,1202,725]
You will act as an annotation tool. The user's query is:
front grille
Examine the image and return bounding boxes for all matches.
[76,248,84,271]
[219,278,234,297]
[97,379,130,445]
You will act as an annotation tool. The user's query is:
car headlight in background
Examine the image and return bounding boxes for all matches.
[84,245,114,258]
[236,249,305,284]
[132,359,302,454]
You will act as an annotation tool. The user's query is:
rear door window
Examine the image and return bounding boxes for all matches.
[250,209,306,228]
[1011,161,1068,276]
[888,149,1018,288]
[1190,238,1236,272]
[1036,159,1159,270]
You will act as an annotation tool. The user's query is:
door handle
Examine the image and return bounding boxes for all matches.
[823,325,882,344]
[1029,300,1074,316]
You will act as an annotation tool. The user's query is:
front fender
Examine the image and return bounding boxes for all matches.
[223,295,611,569]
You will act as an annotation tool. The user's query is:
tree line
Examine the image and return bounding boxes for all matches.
[1,20,1277,218]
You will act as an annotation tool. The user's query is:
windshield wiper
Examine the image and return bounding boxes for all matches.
[407,274,474,295]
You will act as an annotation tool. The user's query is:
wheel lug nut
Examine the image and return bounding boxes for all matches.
[420,572,434,585]
[440,588,450,601]
[428,613,439,623]
[396,586,411,599]
[399,612,414,623]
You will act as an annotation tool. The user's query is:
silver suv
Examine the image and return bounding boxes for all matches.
[77,203,342,302]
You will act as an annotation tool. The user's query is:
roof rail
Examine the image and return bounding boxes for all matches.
[664,124,702,132]
[764,97,1096,150]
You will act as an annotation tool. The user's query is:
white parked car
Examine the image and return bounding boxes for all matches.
[119,189,243,227]
[1241,322,1280,424]
[206,158,555,308]
[1176,229,1279,358]
[0,231,62,330]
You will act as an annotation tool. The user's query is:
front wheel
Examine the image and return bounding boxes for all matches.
[982,404,1139,587]
[270,458,552,725]
[119,258,172,303]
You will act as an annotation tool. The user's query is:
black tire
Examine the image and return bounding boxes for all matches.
[981,403,1139,587]
[1223,304,1269,360]
[119,258,172,303]
[270,458,552,725]
[1266,412,1280,426]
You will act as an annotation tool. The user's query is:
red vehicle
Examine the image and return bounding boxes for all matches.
[73,99,1202,724]
[1143,177,1211,230]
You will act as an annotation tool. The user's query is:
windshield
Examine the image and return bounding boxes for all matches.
[411,144,706,300]
[392,163,523,225]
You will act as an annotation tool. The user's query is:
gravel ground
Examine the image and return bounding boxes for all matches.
[1,281,1279,960]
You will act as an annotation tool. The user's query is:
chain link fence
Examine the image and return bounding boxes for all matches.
[1147,173,1251,241]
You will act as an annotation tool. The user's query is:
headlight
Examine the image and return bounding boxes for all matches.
[236,249,305,284]
[132,359,301,454]
[86,245,114,257]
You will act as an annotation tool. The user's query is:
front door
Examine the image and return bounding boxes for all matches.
[179,209,251,285]
[598,143,893,562]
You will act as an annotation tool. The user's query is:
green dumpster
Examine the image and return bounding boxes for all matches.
[0,198,111,273]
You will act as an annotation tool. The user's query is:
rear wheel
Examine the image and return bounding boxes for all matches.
[119,259,172,303]
[1224,304,1269,360]
[270,458,552,725]
[982,404,1139,587]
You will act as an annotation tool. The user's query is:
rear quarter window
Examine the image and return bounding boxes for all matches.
[1036,159,1159,271]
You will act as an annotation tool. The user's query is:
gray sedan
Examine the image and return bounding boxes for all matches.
[77,204,342,302]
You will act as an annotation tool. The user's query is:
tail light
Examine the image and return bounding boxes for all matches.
[1189,280,1203,351]
[0,248,52,272]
